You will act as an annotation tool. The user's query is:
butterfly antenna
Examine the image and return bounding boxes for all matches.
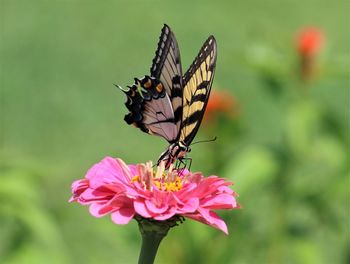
[190,136,217,146]
[113,83,128,92]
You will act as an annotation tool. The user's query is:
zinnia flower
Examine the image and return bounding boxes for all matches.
[70,156,238,234]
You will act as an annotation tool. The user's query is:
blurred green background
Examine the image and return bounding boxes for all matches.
[1,0,349,263]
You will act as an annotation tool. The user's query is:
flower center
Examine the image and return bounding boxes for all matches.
[154,176,183,192]
[130,162,184,192]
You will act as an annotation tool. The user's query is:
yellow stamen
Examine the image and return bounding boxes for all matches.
[131,175,140,183]
[154,180,161,189]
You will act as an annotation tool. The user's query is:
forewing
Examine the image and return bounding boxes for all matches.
[150,24,183,132]
[179,36,217,145]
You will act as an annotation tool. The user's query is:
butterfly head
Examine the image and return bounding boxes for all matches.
[158,141,191,169]
[178,141,191,153]
[163,142,190,158]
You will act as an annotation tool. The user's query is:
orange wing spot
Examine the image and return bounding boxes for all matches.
[156,83,163,93]
[144,79,152,88]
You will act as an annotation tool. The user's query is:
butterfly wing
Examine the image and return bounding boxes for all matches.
[123,76,179,142]
[179,36,217,145]
[123,25,184,143]
[150,24,183,133]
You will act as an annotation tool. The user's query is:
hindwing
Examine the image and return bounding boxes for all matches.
[123,76,178,142]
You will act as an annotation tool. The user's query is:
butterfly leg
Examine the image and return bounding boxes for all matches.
[174,159,180,169]
[176,157,192,172]
[175,158,186,170]
[182,157,192,171]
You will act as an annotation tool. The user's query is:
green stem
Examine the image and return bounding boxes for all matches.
[138,229,166,264]
[136,215,185,264]
[136,217,169,264]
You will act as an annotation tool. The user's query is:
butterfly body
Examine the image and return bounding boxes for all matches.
[121,24,217,168]
[157,141,191,168]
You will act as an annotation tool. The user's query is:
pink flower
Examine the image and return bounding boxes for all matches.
[70,157,238,234]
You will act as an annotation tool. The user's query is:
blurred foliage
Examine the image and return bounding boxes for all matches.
[1,0,349,263]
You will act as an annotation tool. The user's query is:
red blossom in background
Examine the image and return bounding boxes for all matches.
[296,27,324,56]
[296,26,325,80]
[204,90,239,123]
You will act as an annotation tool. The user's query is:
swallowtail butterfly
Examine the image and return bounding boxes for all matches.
[120,24,217,168]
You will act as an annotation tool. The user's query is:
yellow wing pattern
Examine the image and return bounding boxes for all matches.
[180,36,217,144]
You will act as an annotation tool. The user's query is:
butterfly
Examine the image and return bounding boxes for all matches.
[119,24,217,169]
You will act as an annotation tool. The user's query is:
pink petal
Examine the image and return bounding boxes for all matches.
[115,158,134,183]
[201,194,237,209]
[70,179,89,202]
[153,207,176,220]
[206,212,229,235]
[88,157,131,187]
[85,163,100,180]
[134,199,153,218]
[175,183,197,200]
[71,179,89,191]
[187,172,203,184]
[145,199,169,214]
[79,188,113,204]
[99,183,126,193]
[128,164,138,176]
[199,208,229,234]
[218,185,234,194]
[108,195,133,209]
[111,208,135,224]
[89,203,109,217]
[179,197,199,213]
[152,187,170,205]
[185,210,229,235]
[172,194,199,214]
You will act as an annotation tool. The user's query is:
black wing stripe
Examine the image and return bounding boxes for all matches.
[149,118,175,125]
[197,81,209,89]
[173,106,182,122]
[190,93,207,103]
[182,110,202,127]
